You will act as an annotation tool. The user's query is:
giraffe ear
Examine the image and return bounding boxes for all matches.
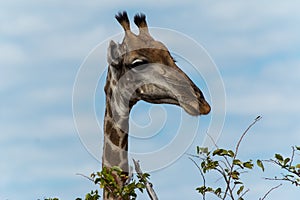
[107,40,122,67]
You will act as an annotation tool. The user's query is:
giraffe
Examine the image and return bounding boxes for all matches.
[102,11,211,199]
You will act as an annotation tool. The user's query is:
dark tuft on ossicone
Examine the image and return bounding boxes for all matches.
[134,13,147,27]
[115,11,130,31]
[115,11,129,24]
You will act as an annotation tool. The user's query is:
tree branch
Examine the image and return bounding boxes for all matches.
[235,116,262,157]
[223,116,262,199]
[259,184,282,200]
[133,159,159,200]
[76,173,95,183]
[189,157,206,200]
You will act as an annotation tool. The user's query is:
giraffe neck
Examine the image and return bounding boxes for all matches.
[102,99,129,172]
[103,64,136,173]
[102,81,133,199]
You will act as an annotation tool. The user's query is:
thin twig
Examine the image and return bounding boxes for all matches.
[223,116,262,200]
[235,116,262,157]
[189,157,206,183]
[133,159,158,200]
[76,173,95,182]
[206,132,220,149]
[125,166,134,185]
[290,146,295,167]
[264,177,299,186]
[268,159,300,178]
[76,172,116,197]
[185,153,200,158]
[259,184,282,200]
[239,188,250,199]
[189,157,206,200]
[221,154,232,171]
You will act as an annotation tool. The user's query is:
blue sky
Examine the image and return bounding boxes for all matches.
[1,0,300,199]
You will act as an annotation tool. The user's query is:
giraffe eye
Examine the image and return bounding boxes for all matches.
[130,59,148,68]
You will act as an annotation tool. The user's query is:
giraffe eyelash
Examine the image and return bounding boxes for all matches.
[131,59,144,65]
[130,59,149,68]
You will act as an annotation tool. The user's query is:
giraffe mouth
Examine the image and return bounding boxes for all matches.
[141,93,210,116]
[137,83,211,116]
[181,99,211,116]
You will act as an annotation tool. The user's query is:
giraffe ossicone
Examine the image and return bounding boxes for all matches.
[102,11,210,199]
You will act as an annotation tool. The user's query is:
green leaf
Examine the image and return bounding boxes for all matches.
[201,161,206,169]
[228,150,235,157]
[142,173,150,180]
[283,158,291,166]
[90,173,96,179]
[295,146,300,151]
[136,183,145,189]
[94,178,101,184]
[85,190,100,200]
[230,171,240,180]
[237,185,244,195]
[213,148,225,156]
[215,187,222,197]
[275,154,283,162]
[233,159,243,168]
[196,186,213,195]
[257,160,265,171]
[44,198,60,200]
[234,181,243,185]
[111,166,122,172]
[295,164,300,169]
[243,161,254,169]
[197,146,208,154]
[213,148,235,157]
[196,186,206,195]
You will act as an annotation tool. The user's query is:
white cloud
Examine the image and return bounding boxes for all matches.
[0,15,51,36]
[199,1,300,26]
[173,1,300,69]
[224,57,300,115]
[27,86,72,105]
[262,59,300,82]
[0,136,99,199]
[0,43,27,65]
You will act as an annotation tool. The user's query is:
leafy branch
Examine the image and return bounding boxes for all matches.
[191,116,262,200]
[191,116,291,200]
[260,146,300,187]
[74,164,152,200]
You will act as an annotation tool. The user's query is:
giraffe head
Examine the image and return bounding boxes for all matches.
[105,11,211,116]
